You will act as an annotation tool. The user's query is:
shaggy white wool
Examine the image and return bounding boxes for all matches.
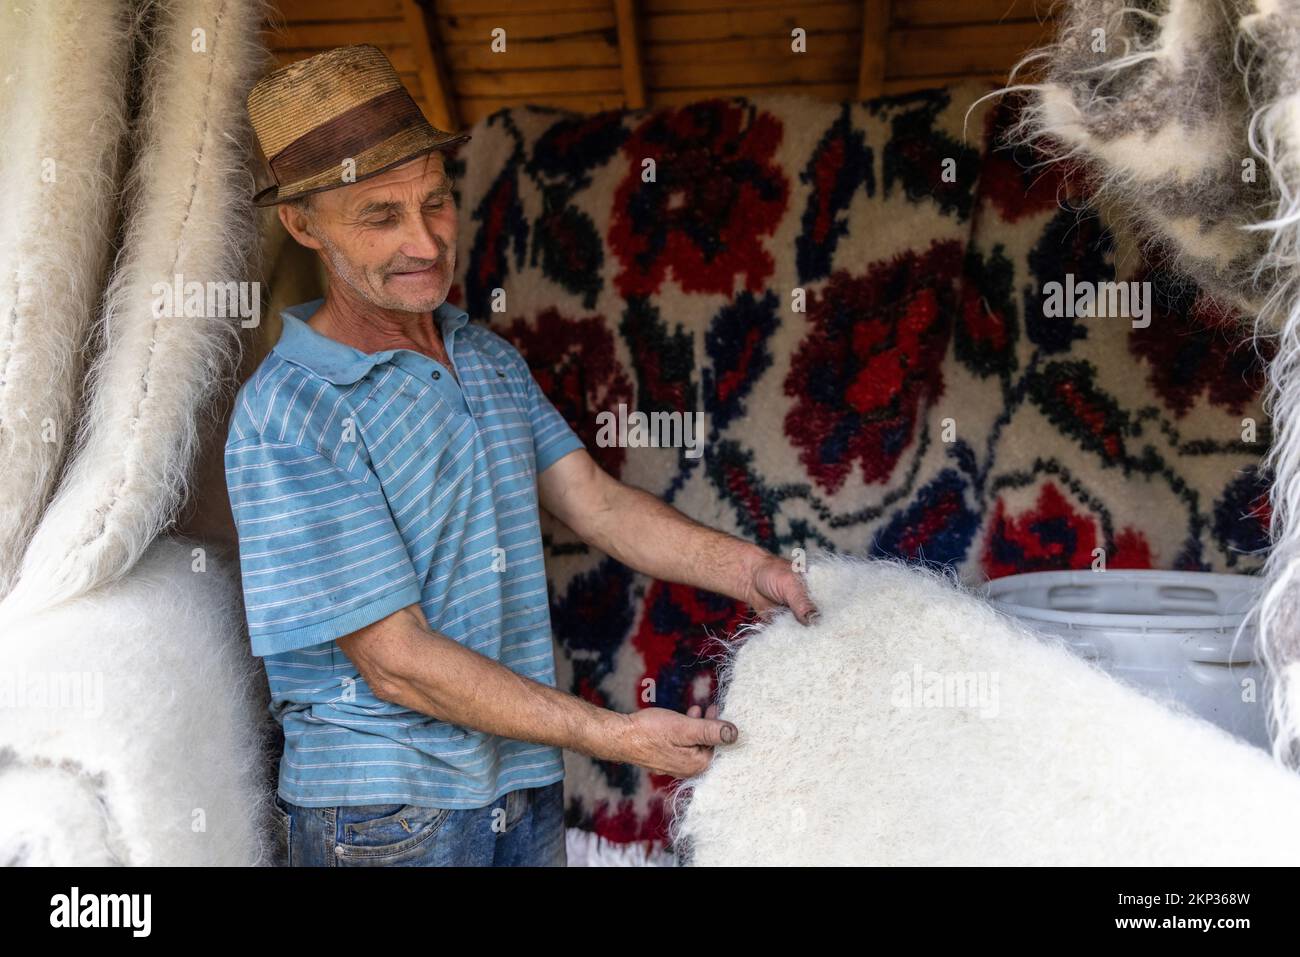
[0,537,272,866]
[0,0,268,619]
[0,1,133,597]
[992,0,1265,312]
[673,557,1300,866]
[1239,0,1300,773]
[0,765,123,867]
[990,0,1300,770]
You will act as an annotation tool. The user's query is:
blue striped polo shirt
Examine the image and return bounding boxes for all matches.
[224,297,583,808]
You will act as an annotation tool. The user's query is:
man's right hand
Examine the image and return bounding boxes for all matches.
[619,705,738,778]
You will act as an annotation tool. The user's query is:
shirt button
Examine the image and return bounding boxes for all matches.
[334,844,344,857]
[431,369,441,380]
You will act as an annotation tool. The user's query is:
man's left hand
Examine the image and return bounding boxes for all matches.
[744,554,819,626]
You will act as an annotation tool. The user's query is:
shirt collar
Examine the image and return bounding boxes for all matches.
[273,298,470,385]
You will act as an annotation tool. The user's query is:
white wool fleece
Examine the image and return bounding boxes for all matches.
[0,537,273,866]
[0,0,133,598]
[1,0,269,620]
[673,556,1300,866]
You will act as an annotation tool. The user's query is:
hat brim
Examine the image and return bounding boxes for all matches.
[254,124,471,207]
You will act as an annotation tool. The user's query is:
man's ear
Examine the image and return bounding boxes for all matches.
[277,201,323,250]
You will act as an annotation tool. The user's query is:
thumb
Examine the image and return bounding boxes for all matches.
[687,716,739,746]
[792,593,820,627]
[781,578,819,626]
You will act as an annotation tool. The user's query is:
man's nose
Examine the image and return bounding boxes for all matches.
[398,216,445,263]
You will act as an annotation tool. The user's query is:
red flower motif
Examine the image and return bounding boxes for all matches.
[610,99,789,297]
[1128,277,1269,418]
[783,243,961,494]
[983,482,1152,578]
[976,99,1081,223]
[498,308,634,477]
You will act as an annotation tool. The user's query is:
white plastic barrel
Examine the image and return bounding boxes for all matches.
[982,569,1270,751]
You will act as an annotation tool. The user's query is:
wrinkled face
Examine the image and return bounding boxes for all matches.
[283,151,458,313]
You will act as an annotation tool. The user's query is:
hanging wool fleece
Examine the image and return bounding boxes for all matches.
[0,537,272,866]
[998,0,1300,770]
[673,557,1300,866]
[0,1,134,597]
[0,0,268,620]
[0,0,275,866]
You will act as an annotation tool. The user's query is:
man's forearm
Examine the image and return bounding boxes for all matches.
[349,606,633,763]
[539,450,816,625]
[581,479,771,605]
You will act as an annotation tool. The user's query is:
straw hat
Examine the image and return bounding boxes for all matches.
[247,44,470,207]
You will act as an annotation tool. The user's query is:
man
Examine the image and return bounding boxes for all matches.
[227,45,817,867]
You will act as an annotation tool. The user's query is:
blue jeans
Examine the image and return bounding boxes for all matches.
[271,781,567,867]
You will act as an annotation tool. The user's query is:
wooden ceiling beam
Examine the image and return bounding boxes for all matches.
[857,0,891,99]
[614,0,646,110]
[402,0,462,132]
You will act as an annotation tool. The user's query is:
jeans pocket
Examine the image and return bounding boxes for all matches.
[270,795,292,867]
[335,803,454,864]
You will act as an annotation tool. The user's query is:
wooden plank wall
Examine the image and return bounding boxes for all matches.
[265,0,1055,127]
[269,2,408,103]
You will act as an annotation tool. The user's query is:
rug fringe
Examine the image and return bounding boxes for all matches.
[564,828,675,867]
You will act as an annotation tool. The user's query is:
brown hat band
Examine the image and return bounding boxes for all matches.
[268,87,425,188]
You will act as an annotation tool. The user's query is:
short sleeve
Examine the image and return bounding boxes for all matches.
[522,365,585,474]
[224,437,422,656]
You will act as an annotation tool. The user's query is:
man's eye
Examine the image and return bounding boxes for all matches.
[367,216,396,227]
[423,203,444,212]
